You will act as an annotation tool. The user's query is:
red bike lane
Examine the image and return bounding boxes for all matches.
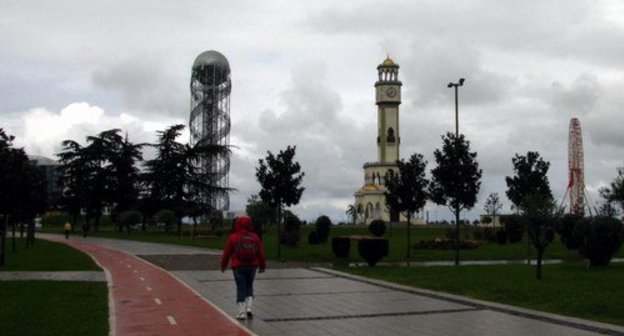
[50,236,253,336]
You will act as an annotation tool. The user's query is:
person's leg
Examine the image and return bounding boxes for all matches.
[232,267,247,320]
[243,266,257,318]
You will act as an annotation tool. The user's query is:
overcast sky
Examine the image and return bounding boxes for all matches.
[2,0,624,222]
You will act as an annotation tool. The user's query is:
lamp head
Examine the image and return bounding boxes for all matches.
[447,83,453,88]
[459,78,465,85]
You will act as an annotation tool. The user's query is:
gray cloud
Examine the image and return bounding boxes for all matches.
[3,0,624,222]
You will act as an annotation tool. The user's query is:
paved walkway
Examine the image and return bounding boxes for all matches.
[40,234,624,336]
[41,234,252,336]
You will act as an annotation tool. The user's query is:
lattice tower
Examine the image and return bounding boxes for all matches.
[189,50,231,211]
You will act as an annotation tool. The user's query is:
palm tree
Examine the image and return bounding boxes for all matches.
[346,204,358,225]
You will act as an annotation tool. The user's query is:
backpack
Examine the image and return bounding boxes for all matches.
[236,233,259,263]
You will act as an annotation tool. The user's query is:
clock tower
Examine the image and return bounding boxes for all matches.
[354,56,404,224]
[375,57,402,163]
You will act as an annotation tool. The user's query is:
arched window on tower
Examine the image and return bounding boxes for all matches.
[387,127,396,143]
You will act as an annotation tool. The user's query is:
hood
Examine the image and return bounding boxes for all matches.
[234,216,253,232]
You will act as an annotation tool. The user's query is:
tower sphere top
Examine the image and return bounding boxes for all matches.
[192,50,231,86]
[193,50,230,71]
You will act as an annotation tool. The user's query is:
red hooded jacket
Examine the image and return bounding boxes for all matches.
[220,216,266,271]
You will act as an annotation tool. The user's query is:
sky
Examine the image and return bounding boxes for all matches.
[2,0,624,223]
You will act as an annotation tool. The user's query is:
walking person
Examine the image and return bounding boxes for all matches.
[64,221,71,239]
[221,216,266,320]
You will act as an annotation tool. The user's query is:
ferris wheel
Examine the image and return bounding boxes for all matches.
[563,118,587,215]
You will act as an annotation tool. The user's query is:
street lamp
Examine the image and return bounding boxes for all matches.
[447,78,465,136]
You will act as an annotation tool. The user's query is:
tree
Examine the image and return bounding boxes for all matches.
[57,140,89,233]
[346,204,358,225]
[483,193,503,226]
[256,145,305,259]
[505,151,556,279]
[505,151,553,211]
[0,129,46,263]
[600,167,624,214]
[104,131,144,226]
[385,153,429,266]
[245,194,275,239]
[523,194,557,279]
[429,133,482,266]
[143,124,230,233]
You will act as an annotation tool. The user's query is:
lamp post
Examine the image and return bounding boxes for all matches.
[447,78,465,136]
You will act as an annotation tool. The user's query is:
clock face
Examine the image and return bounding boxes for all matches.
[386,87,397,98]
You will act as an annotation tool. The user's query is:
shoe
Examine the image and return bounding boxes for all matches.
[245,297,254,319]
[236,302,246,320]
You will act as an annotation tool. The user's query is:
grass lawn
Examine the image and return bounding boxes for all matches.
[0,281,108,336]
[2,238,101,271]
[0,238,108,336]
[51,224,604,263]
[341,262,624,326]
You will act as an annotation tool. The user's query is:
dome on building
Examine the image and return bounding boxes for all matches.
[192,50,230,71]
[382,56,395,66]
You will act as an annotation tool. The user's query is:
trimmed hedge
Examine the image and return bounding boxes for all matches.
[308,231,320,245]
[280,214,301,247]
[315,215,332,243]
[331,237,351,258]
[358,238,389,266]
[368,219,386,237]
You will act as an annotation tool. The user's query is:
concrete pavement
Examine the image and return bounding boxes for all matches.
[39,234,624,336]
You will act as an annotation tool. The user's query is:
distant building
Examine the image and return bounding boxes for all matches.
[28,155,62,209]
[354,57,423,225]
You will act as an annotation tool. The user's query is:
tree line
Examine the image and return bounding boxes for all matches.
[55,124,231,236]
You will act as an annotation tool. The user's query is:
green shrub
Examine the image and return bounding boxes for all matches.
[280,213,301,247]
[315,215,332,242]
[473,227,484,240]
[331,237,351,258]
[358,238,389,266]
[483,227,497,242]
[496,229,508,244]
[308,231,320,245]
[557,214,585,249]
[119,210,142,231]
[503,214,525,243]
[368,219,386,237]
[482,216,493,225]
[574,216,624,266]
[155,209,176,232]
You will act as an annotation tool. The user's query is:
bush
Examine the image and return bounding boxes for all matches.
[331,237,351,258]
[496,229,508,244]
[473,227,484,240]
[308,231,321,245]
[503,214,525,243]
[482,216,493,225]
[119,210,142,232]
[557,214,585,249]
[368,219,386,237]
[482,227,497,242]
[574,216,624,267]
[155,209,176,232]
[358,238,389,266]
[315,215,332,243]
[280,213,301,247]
